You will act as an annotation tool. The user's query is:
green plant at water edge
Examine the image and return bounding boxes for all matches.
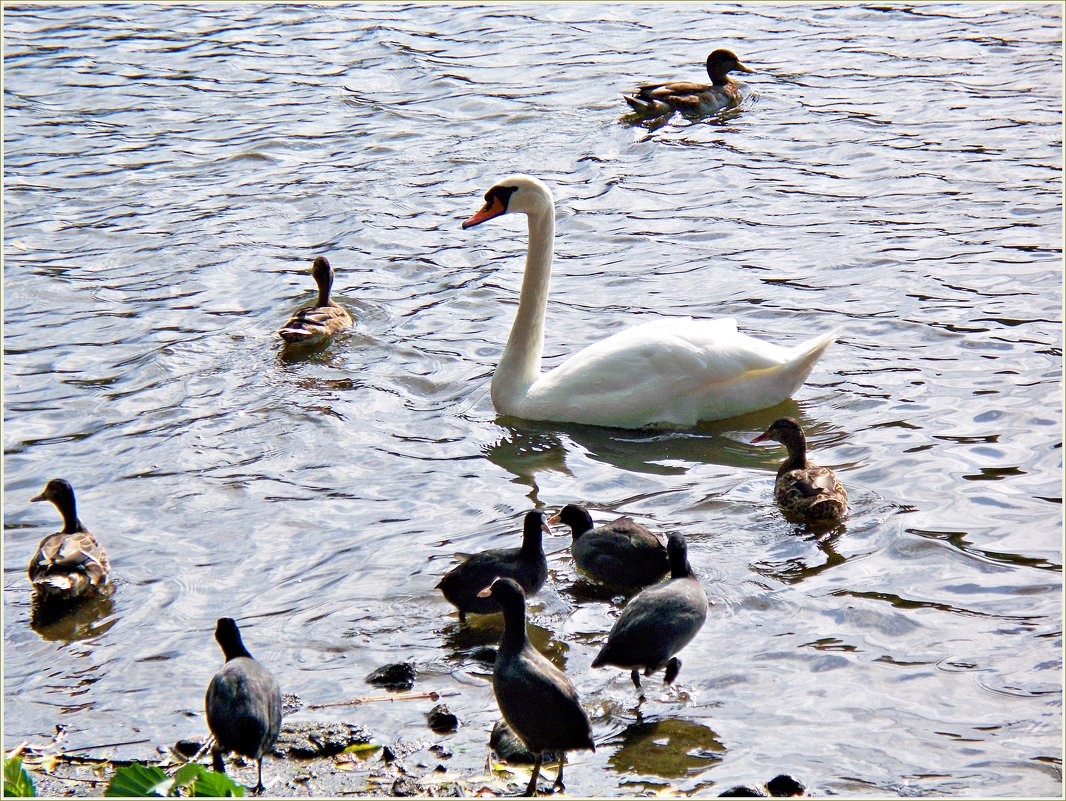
[4,756,37,797]
[104,762,244,797]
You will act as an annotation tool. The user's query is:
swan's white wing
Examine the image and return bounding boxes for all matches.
[518,318,834,428]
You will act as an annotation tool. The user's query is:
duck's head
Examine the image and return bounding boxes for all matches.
[752,417,805,448]
[311,255,334,293]
[31,478,76,507]
[476,576,526,607]
[215,617,252,661]
[462,175,553,229]
[706,49,754,83]
[547,504,594,538]
[666,531,692,578]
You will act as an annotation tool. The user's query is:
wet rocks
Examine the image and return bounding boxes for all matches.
[767,774,806,796]
[719,774,805,798]
[426,704,459,734]
[365,662,416,690]
[272,720,374,758]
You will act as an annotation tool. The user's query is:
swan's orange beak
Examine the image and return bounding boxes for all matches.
[462,196,507,229]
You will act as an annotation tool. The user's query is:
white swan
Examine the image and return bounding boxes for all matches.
[462,175,838,429]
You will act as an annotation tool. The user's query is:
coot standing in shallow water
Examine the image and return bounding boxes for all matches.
[436,510,550,623]
[478,578,595,796]
[549,504,669,588]
[592,532,708,689]
[205,618,282,795]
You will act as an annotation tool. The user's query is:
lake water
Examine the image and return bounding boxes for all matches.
[2,2,1062,797]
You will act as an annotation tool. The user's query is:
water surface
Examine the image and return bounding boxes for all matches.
[3,3,1062,797]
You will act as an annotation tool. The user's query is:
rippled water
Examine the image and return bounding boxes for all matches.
[3,3,1062,797]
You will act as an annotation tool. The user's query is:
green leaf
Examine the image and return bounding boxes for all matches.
[104,763,170,797]
[172,763,209,790]
[4,756,37,798]
[188,769,245,797]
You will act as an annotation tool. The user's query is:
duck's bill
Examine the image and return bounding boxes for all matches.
[735,61,755,74]
[462,196,507,229]
[751,432,770,443]
[30,492,46,502]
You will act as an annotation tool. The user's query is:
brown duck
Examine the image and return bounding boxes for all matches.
[29,479,112,602]
[753,418,848,522]
[277,256,353,347]
[623,48,754,118]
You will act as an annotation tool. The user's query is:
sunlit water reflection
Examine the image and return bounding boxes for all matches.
[3,3,1061,797]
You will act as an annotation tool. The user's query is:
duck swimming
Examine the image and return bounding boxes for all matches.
[28,479,112,604]
[462,175,837,429]
[277,256,353,348]
[753,417,848,522]
[623,48,754,118]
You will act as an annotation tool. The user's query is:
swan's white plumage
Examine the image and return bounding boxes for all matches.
[464,175,838,429]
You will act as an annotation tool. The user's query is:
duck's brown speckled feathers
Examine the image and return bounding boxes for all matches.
[29,479,112,602]
[277,256,353,347]
[754,418,848,522]
[623,48,753,118]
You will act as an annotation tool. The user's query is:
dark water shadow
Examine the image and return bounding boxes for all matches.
[31,594,118,642]
[440,613,572,670]
[606,715,725,779]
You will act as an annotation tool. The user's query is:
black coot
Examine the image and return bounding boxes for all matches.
[592,532,707,688]
[437,510,549,623]
[549,504,669,588]
[205,618,282,794]
[478,577,594,795]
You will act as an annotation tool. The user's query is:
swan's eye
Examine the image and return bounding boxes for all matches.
[486,185,519,211]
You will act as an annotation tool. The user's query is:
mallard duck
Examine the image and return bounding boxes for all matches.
[623,48,754,118]
[436,511,550,623]
[462,175,837,428]
[548,504,669,588]
[591,532,707,689]
[277,256,353,347]
[206,618,282,795]
[477,578,595,795]
[28,479,112,603]
[753,418,848,522]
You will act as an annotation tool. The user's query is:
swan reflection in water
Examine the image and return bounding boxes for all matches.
[484,400,810,488]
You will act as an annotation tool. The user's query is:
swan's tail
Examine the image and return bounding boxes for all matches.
[779,328,839,397]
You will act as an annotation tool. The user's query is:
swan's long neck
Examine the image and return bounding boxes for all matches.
[492,204,554,408]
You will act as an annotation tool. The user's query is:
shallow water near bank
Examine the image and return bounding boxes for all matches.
[3,3,1062,798]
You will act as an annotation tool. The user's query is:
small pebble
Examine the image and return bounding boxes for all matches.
[173,739,202,759]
